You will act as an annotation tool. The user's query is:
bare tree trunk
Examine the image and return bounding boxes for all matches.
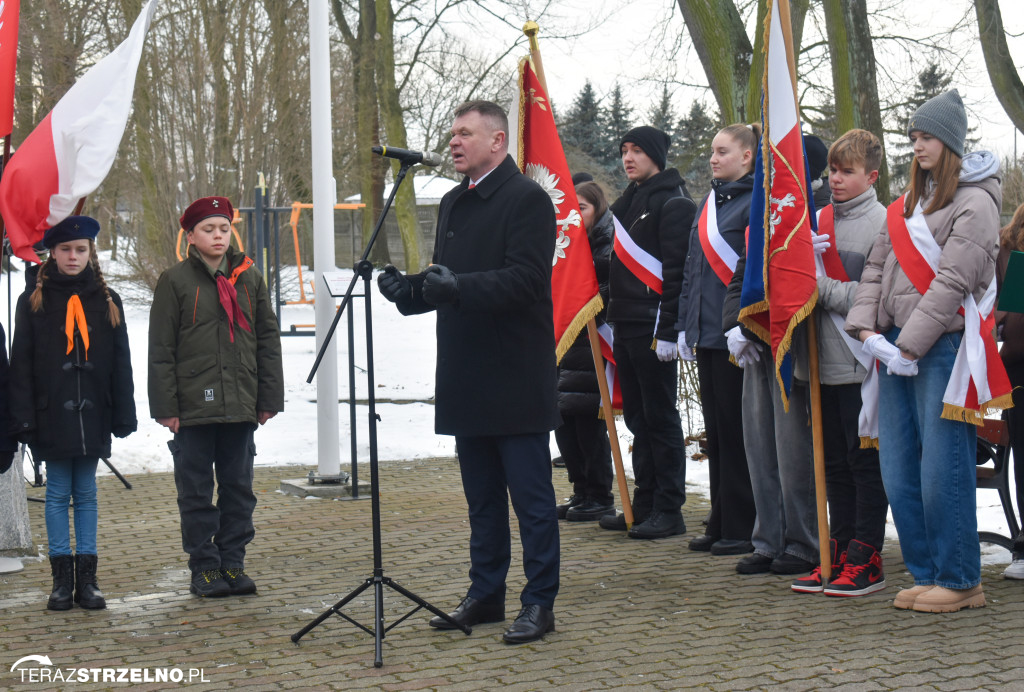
[823,0,890,203]
[676,0,753,124]
[375,0,420,272]
[976,0,1024,135]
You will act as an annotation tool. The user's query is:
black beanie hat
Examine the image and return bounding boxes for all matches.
[619,126,671,172]
[803,135,828,180]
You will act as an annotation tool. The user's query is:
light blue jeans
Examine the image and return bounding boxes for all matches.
[877,329,979,589]
[45,457,99,557]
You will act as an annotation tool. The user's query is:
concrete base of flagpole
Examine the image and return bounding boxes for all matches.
[279,476,371,500]
[0,557,24,574]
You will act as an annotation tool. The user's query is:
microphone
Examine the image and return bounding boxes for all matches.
[372,145,443,167]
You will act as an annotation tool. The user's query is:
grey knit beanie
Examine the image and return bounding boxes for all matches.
[907,88,967,158]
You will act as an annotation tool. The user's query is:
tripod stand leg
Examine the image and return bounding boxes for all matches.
[382,577,471,635]
[101,458,133,490]
[291,577,373,643]
[374,579,384,668]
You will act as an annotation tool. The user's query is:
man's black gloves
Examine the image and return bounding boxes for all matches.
[377,264,411,303]
[0,450,14,475]
[422,265,459,305]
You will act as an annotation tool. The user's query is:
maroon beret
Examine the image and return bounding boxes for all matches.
[180,196,234,231]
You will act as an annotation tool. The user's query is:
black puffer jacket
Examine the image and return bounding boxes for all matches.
[557,209,614,416]
[9,264,136,460]
[677,174,754,350]
[608,168,696,341]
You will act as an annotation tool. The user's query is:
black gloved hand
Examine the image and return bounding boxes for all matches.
[422,264,459,306]
[112,424,136,439]
[377,265,411,303]
[0,450,14,475]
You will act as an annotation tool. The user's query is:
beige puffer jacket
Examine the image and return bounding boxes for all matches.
[845,152,1002,359]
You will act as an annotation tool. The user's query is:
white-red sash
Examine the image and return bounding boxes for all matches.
[697,195,739,286]
[597,322,622,412]
[887,195,1013,423]
[814,205,879,445]
[612,213,662,294]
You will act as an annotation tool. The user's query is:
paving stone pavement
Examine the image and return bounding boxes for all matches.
[2,457,1023,691]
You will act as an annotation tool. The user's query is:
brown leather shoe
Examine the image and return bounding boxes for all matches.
[911,585,985,613]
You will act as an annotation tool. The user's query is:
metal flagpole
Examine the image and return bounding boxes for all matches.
[308,0,341,479]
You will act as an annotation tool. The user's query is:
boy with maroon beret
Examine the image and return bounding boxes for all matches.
[149,196,284,597]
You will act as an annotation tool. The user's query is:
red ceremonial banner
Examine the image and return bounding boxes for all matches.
[515,57,602,362]
[0,0,20,138]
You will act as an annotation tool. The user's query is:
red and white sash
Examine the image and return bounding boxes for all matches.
[814,206,879,446]
[887,195,1013,424]
[613,213,662,294]
[697,195,739,286]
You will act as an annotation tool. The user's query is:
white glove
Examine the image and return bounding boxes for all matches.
[811,232,831,257]
[655,339,678,362]
[862,333,899,363]
[737,342,762,368]
[676,332,696,362]
[726,326,749,360]
[887,352,919,377]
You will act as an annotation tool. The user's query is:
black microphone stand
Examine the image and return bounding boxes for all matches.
[292,158,469,667]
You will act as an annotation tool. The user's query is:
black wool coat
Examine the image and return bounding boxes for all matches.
[607,167,696,341]
[557,208,614,417]
[9,264,136,460]
[394,154,561,437]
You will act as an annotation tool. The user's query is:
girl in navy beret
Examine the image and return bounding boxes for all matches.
[9,215,137,611]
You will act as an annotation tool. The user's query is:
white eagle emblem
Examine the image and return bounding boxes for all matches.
[525,163,582,266]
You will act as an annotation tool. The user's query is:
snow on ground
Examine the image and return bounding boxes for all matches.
[1,248,1015,564]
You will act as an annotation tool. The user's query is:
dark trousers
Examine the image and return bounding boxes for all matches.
[821,383,888,552]
[170,423,257,572]
[554,414,613,505]
[613,334,686,516]
[1005,360,1024,545]
[455,433,559,609]
[696,347,755,541]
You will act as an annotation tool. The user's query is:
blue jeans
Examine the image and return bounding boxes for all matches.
[878,329,979,589]
[45,457,100,557]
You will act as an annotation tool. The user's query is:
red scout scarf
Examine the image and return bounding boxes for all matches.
[814,206,879,447]
[216,256,253,343]
[697,193,740,286]
[886,195,1013,424]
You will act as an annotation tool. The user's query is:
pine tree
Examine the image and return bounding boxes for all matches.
[602,83,634,189]
[889,62,979,193]
[673,100,719,196]
[560,80,604,161]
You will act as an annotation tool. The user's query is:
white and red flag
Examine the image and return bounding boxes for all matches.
[738,0,817,409]
[512,56,603,362]
[0,0,21,138]
[0,0,157,262]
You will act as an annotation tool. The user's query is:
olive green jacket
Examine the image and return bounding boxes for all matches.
[148,246,284,426]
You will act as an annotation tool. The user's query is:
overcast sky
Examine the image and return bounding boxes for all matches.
[505,0,1024,160]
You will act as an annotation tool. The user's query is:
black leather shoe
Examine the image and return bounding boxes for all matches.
[736,553,774,574]
[566,500,615,522]
[556,494,584,520]
[628,510,686,539]
[688,534,717,552]
[428,596,504,630]
[770,553,818,575]
[710,539,754,555]
[502,604,555,644]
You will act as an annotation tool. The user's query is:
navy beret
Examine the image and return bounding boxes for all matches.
[42,216,100,249]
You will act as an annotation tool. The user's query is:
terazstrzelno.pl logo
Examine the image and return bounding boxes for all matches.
[10,654,210,684]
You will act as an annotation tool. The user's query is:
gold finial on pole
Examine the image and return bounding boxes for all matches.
[523,20,540,51]
[521,21,548,93]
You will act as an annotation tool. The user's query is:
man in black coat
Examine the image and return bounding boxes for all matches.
[601,125,696,540]
[377,100,560,645]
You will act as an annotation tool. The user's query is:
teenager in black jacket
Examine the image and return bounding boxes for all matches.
[601,125,696,539]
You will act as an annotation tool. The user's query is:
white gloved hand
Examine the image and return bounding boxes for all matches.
[726,326,749,360]
[677,330,688,353]
[862,333,899,363]
[736,341,762,368]
[887,352,919,377]
[655,339,678,362]
[811,232,831,257]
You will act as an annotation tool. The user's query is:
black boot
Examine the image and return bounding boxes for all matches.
[74,554,107,610]
[47,555,74,611]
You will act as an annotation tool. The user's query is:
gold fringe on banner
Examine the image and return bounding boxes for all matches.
[555,293,603,364]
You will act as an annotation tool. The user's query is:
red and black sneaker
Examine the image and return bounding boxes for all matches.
[791,538,843,594]
[824,539,886,597]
